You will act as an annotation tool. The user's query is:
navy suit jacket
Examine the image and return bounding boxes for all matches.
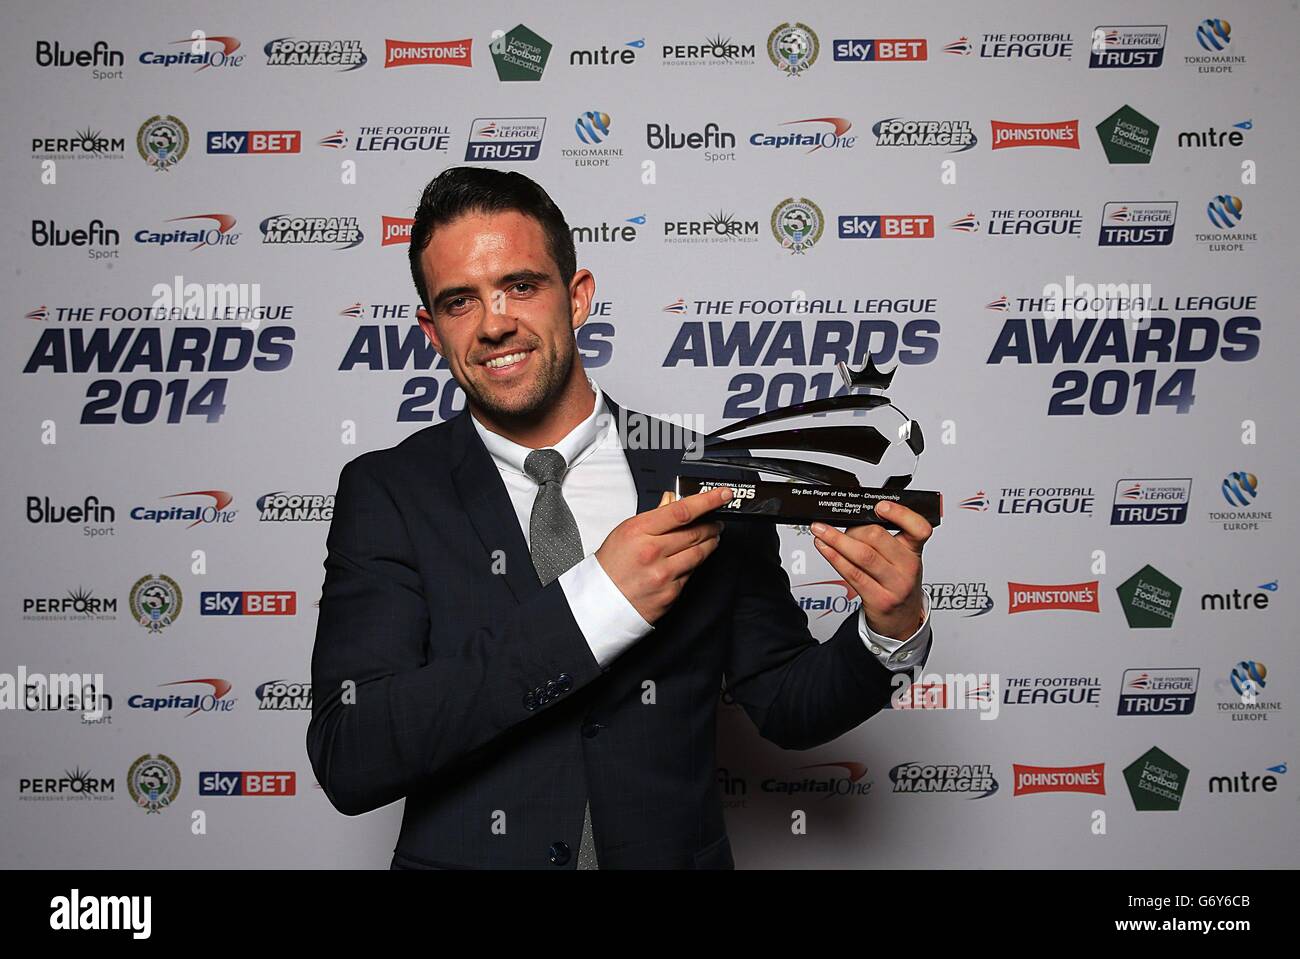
[307,394,920,869]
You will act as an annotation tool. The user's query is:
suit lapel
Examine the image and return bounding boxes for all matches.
[447,410,541,604]
[445,393,687,604]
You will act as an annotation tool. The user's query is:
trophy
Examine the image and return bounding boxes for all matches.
[675,358,942,529]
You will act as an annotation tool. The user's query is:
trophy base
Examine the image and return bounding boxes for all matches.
[675,476,942,528]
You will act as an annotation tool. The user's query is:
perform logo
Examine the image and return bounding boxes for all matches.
[200,590,296,616]
[384,38,471,67]
[207,130,301,154]
[832,38,926,61]
[1012,762,1105,796]
[991,119,1080,149]
[1007,581,1100,614]
[1099,203,1177,247]
[838,215,934,239]
[1119,668,1199,716]
[1111,478,1191,524]
[465,118,545,162]
[198,770,296,796]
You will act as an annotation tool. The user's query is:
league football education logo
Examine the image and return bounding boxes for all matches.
[1117,564,1181,628]
[1123,747,1188,810]
[768,22,819,77]
[136,115,189,171]
[1096,104,1159,163]
[490,24,551,81]
[129,573,182,634]
[127,753,181,813]
[770,197,824,253]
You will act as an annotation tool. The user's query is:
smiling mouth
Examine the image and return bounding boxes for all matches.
[482,350,531,370]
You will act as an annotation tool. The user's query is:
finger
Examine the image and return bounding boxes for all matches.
[812,523,910,597]
[644,486,732,533]
[812,536,894,611]
[663,531,722,579]
[844,521,917,571]
[658,519,724,558]
[874,501,933,555]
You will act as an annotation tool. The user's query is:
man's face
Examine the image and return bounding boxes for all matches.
[416,210,589,422]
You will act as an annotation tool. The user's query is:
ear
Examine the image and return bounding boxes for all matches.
[569,269,595,331]
[416,307,444,356]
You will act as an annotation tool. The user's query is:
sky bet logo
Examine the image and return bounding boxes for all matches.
[198,770,295,796]
[200,590,296,616]
[207,130,301,154]
[833,38,927,61]
[838,215,934,239]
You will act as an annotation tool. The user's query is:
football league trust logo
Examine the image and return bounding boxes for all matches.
[127,754,181,813]
[137,115,188,171]
[768,23,819,76]
[129,573,182,634]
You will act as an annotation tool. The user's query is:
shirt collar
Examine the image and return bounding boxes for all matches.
[469,376,613,476]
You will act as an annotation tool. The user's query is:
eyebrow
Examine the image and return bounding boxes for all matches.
[431,269,553,311]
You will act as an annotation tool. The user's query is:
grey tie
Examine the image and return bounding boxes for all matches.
[522,448,599,870]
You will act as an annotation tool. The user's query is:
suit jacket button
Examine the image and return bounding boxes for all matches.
[557,673,573,692]
[523,693,537,710]
[544,680,559,696]
[538,691,550,705]
[581,722,601,738]
[549,841,571,866]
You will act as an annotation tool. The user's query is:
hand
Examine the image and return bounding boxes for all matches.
[810,500,933,642]
[595,486,732,624]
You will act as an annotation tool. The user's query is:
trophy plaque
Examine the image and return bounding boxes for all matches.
[675,358,942,529]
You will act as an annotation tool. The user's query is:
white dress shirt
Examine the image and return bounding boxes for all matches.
[469,379,932,672]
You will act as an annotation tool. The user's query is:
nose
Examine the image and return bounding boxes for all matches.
[477,294,519,342]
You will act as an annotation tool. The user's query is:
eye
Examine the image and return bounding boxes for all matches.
[512,282,535,294]
[444,296,470,314]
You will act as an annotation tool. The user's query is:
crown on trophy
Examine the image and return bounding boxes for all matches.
[837,355,895,393]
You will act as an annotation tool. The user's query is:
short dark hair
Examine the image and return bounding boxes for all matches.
[407,167,576,314]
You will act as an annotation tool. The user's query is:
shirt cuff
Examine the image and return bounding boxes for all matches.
[858,590,931,672]
[558,553,654,669]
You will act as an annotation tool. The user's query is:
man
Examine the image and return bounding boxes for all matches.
[307,167,935,869]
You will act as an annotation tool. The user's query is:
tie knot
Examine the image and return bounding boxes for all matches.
[524,448,568,485]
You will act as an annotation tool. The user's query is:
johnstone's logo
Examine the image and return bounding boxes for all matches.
[762,761,872,798]
[832,38,926,61]
[990,119,1079,150]
[199,771,296,796]
[384,38,471,68]
[1099,203,1177,247]
[381,216,413,246]
[890,762,999,798]
[264,37,366,70]
[1007,581,1100,614]
[1012,763,1105,796]
[1111,478,1191,524]
[200,590,296,616]
[923,582,994,616]
[256,492,333,521]
[130,490,236,528]
[1119,668,1199,716]
[872,117,977,151]
[838,215,934,239]
[128,678,236,716]
[260,215,363,249]
[207,130,301,154]
[255,680,311,710]
[135,213,240,251]
[465,118,545,162]
[1089,25,1167,68]
[139,35,244,71]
